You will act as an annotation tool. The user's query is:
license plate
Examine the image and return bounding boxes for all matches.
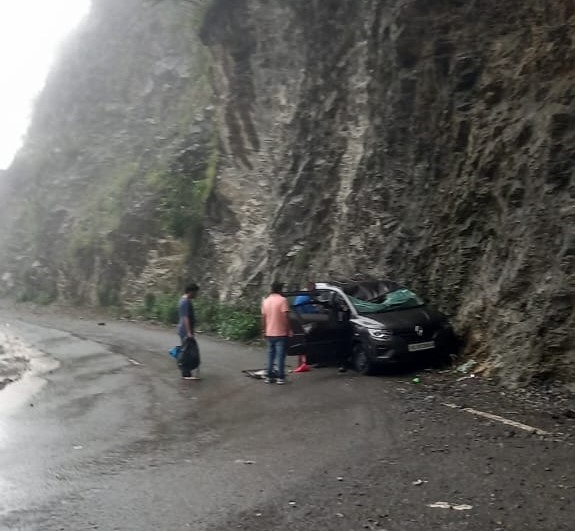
[408,341,435,352]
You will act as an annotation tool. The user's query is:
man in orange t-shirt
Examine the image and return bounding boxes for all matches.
[261,281,291,384]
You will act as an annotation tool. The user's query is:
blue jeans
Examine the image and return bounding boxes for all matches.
[267,337,287,380]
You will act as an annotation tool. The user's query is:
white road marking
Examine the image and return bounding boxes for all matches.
[443,403,550,435]
[128,358,142,366]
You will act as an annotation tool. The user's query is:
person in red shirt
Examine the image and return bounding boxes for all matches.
[261,281,291,384]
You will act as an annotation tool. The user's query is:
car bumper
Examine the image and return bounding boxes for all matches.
[366,329,456,365]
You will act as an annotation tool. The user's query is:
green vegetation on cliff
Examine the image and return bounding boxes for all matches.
[161,134,218,244]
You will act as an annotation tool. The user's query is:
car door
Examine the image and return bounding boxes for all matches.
[286,290,349,365]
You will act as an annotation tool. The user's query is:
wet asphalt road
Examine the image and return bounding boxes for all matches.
[0,307,574,531]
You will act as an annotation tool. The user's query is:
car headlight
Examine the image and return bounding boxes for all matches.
[368,328,392,340]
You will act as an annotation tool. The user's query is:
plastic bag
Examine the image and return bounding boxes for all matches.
[168,346,180,359]
[177,337,201,371]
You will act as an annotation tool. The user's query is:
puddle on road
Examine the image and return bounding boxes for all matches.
[0,329,60,419]
[0,371,50,418]
[0,474,19,518]
[0,336,59,518]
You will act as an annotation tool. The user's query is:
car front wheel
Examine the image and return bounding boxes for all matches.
[352,342,374,375]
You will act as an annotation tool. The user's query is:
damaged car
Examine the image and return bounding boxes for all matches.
[286,280,458,375]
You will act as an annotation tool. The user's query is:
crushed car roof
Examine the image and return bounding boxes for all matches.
[316,279,403,300]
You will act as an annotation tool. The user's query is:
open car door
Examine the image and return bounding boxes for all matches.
[285,290,350,366]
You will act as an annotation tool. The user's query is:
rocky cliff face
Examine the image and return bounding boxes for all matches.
[0,0,573,387]
[0,0,218,304]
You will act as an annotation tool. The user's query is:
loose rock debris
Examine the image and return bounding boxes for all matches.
[363,520,388,530]
[428,501,473,510]
[456,360,478,374]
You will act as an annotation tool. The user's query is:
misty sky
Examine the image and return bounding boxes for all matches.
[0,0,91,170]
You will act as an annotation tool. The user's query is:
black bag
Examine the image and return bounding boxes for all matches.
[177,337,201,371]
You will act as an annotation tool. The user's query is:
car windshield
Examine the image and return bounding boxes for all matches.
[347,288,425,314]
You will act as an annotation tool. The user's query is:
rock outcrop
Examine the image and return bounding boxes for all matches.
[0,0,573,387]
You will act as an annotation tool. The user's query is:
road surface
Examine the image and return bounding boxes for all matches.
[0,304,573,531]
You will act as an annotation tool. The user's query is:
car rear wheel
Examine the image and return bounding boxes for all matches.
[353,343,374,375]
